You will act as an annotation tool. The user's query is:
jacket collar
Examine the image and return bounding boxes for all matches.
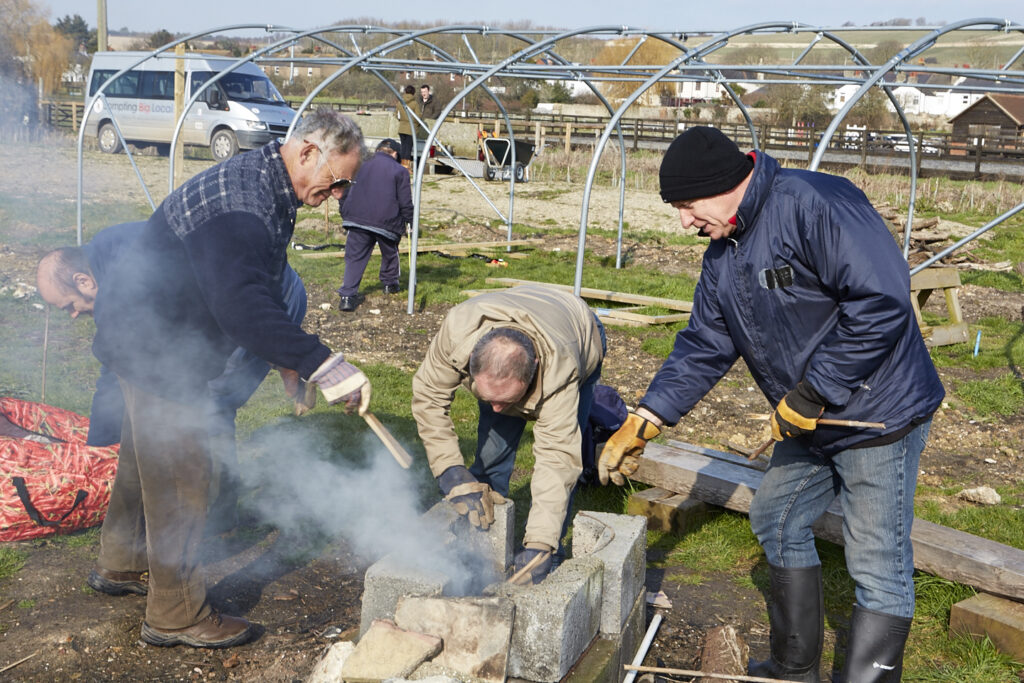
[733,151,778,240]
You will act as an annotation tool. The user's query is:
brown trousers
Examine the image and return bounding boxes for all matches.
[97,381,212,629]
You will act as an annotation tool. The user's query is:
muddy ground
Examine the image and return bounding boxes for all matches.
[1,138,1023,681]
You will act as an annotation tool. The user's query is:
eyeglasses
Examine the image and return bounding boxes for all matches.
[305,139,354,192]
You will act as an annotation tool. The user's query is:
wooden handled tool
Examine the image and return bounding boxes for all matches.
[361,412,414,469]
[746,417,886,461]
[507,551,548,585]
[747,414,886,429]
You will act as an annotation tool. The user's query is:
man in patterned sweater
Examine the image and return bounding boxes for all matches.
[90,110,371,648]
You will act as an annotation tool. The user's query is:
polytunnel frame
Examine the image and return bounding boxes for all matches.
[73,21,1024,309]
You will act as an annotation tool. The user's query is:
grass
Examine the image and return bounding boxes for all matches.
[0,547,27,581]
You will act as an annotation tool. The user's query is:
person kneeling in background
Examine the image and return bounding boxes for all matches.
[336,138,413,312]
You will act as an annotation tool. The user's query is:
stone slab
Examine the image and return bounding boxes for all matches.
[425,498,514,581]
[306,640,354,683]
[343,619,443,683]
[572,511,647,634]
[627,486,721,535]
[486,556,604,682]
[395,595,515,682]
[949,592,1024,659]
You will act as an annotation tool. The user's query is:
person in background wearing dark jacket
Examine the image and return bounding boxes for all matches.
[419,83,441,129]
[598,127,944,683]
[336,138,413,312]
[36,222,312,534]
[89,109,372,649]
[396,84,417,169]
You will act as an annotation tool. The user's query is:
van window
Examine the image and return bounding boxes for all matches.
[190,71,285,105]
[90,69,140,97]
[140,71,175,100]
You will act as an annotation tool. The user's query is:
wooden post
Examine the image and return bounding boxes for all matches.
[975,140,983,178]
[916,134,925,177]
[72,102,78,131]
[534,121,541,154]
[564,122,572,154]
[633,119,639,151]
[173,43,186,187]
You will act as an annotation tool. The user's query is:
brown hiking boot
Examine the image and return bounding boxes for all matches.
[87,567,149,596]
[141,611,252,648]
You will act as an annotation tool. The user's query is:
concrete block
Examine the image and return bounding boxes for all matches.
[395,595,515,682]
[949,592,1024,659]
[627,486,721,534]
[359,554,451,636]
[343,619,442,683]
[572,511,647,634]
[486,556,604,682]
[306,640,354,683]
[424,498,514,580]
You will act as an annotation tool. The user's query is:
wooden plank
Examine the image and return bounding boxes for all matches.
[910,267,962,291]
[485,277,693,312]
[595,315,645,328]
[634,442,1024,601]
[300,239,543,259]
[926,322,970,347]
[592,306,689,325]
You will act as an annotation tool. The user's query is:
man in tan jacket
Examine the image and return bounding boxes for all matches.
[412,285,606,583]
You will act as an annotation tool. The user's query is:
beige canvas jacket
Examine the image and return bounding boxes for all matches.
[412,285,604,548]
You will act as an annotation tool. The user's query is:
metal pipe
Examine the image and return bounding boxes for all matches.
[622,612,662,683]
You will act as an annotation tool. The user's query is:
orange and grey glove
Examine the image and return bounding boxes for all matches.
[437,465,506,530]
[598,412,661,486]
[770,381,826,441]
[308,353,371,415]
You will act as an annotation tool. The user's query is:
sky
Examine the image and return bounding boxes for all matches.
[40,0,1024,36]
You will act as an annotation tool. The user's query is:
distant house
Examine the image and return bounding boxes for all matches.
[826,73,984,118]
[949,93,1024,142]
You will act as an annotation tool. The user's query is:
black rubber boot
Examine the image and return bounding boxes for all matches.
[836,604,912,682]
[748,563,823,683]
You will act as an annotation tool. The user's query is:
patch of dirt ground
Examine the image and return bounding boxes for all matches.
[2,138,1023,681]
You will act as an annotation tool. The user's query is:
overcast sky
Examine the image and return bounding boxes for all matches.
[40,1,1023,35]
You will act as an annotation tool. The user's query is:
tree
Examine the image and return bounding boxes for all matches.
[0,0,74,95]
[55,13,94,52]
[594,37,683,101]
[148,29,175,49]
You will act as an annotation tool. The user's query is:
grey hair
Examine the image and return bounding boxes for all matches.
[40,247,91,295]
[469,328,537,385]
[293,108,365,157]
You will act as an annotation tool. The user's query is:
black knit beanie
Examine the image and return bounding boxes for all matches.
[659,127,753,203]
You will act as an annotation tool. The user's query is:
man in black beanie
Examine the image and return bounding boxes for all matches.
[599,127,944,683]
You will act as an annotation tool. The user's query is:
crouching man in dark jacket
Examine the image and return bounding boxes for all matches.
[336,138,413,312]
[598,127,944,682]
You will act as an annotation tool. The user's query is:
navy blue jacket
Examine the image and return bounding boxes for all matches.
[337,150,413,242]
[641,152,944,456]
[93,142,330,401]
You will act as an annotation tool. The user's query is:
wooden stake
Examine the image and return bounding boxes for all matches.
[623,663,803,683]
[41,307,49,403]
[0,651,38,675]
[747,438,774,462]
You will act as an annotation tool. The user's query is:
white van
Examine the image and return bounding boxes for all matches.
[84,52,296,161]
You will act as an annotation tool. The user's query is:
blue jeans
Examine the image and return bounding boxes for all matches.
[469,317,607,550]
[748,420,931,618]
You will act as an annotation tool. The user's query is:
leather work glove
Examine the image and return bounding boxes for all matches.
[308,353,371,415]
[770,381,826,441]
[510,543,554,585]
[598,412,661,486]
[279,368,317,416]
[437,465,506,530]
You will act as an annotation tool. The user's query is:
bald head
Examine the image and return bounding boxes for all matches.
[469,328,538,413]
[36,248,97,319]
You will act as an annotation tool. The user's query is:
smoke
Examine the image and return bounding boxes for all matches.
[0,72,39,143]
[238,419,497,593]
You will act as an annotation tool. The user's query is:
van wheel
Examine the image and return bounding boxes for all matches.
[484,166,496,181]
[210,129,238,162]
[514,162,525,182]
[98,123,122,154]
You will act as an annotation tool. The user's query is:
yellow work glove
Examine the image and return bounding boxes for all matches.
[770,381,826,441]
[598,412,661,486]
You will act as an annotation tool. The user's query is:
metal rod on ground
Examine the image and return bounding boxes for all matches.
[41,307,49,403]
[624,663,803,683]
[0,651,38,675]
[622,612,662,683]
